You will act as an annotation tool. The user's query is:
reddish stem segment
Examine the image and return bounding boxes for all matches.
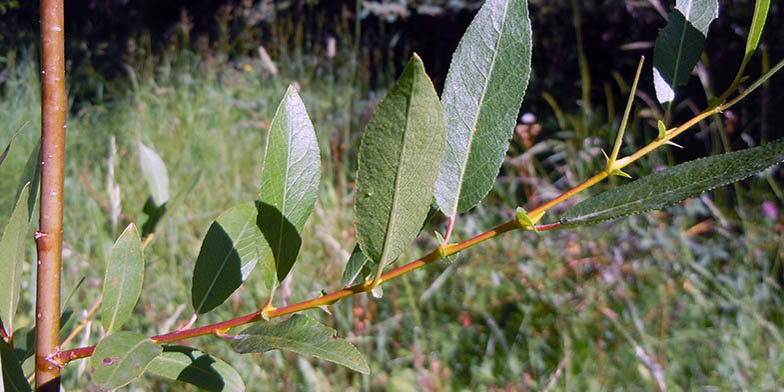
[37,0,67,389]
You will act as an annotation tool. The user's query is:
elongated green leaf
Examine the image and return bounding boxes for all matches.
[231,314,369,374]
[147,346,245,392]
[100,223,144,334]
[653,0,718,103]
[0,183,29,334]
[90,332,162,390]
[0,124,24,170]
[739,0,770,72]
[138,141,170,206]
[561,138,784,227]
[1,336,31,392]
[355,54,446,278]
[435,0,532,217]
[16,140,40,222]
[258,85,321,283]
[192,202,274,314]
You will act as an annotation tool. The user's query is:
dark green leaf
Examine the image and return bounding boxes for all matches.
[342,244,377,287]
[258,85,321,283]
[355,54,446,279]
[147,346,245,392]
[16,140,40,222]
[0,183,29,334]
[435,0,533,217]
[653,0,719,103]
[231,314,369,374]
[0,337,31,392]
[141,170,201,238]
[561,138,784,226]
[138,141,170,206]
[90,332,162,390]
[192,202,273,314]
[100,223,144,334]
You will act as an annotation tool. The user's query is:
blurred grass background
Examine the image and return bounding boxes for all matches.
[1,0,784,390]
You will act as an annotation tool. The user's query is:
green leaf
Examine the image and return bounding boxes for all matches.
[192,202,273,314]
[354,54,446,281]
[100,223,144,334]
[258,85,321,283]
[561,138,784,227]
[90,332,162,390]
[743,0,770,64]
[1,336,31,392]
[147,346,245,392]
[653,0,719,103]
[138,141,170,206]
[141,170,201,238]
[16,139,40,222]
[0,183,29,334]
[342,244,377,287]
[0,123,24,170]
[435,0,532,217]
[231,314,370,374]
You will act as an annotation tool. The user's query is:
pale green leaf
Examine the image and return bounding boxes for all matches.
[561,138,784,227]
[192,202,273,314]
[0,124,23,170]
[147,346,245,392]
[744,0,769,61]
[16,140,40,222]
[653,0,718,103]
[0,183,29,334]
[435,0,532,217]
[90,332,162,390]
[258,85,321,283]
[354,54,446,278]
[231,314,370,374]
[138,141,170,206]
[100,223,144,334]
[0,335,31,392]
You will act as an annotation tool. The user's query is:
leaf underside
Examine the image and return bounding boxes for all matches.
[192,202,270,315]
[258,85,321,284]
[147,345,245,392]
[231,314,370,374]
[435,0,533,217]
[90,332,163,390]
[653,0,718,103]
[138,141,171,206]
[561,138,784,227]
[354,54,446,276]
[100,223,144,334]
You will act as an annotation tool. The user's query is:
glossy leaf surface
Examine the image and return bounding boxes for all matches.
[231,314,369,374]
[100,223,144,334]
[561,138,784,226]
[0,184,29,334]
[147,346,245,392]
[435,0,532,217]
[355,54,446,276]
[653,0,718,103]
[258,85,320,283]
[192,202,273,314]
[90,332,162,390]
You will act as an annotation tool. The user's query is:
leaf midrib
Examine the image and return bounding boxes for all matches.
[669,0,694,84]
[106,237,136,333]
[448,0,510,217]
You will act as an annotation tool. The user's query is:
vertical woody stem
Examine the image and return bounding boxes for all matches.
[36,0,66,389]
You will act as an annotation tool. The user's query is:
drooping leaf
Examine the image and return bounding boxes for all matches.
[342,244,377,287]
[354,54,446,280]
[435,0,533,217]
[138,141,170,206]
[192,202,274,314]
[90,332,162,390]
[653,0,719,103]
[0,183,29,334]
[231,314,370,374]
[147,346,245,392]
[0,336,31,392]
[100,223,144,334]
[257,85,321,283]
[561,138,784,227]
